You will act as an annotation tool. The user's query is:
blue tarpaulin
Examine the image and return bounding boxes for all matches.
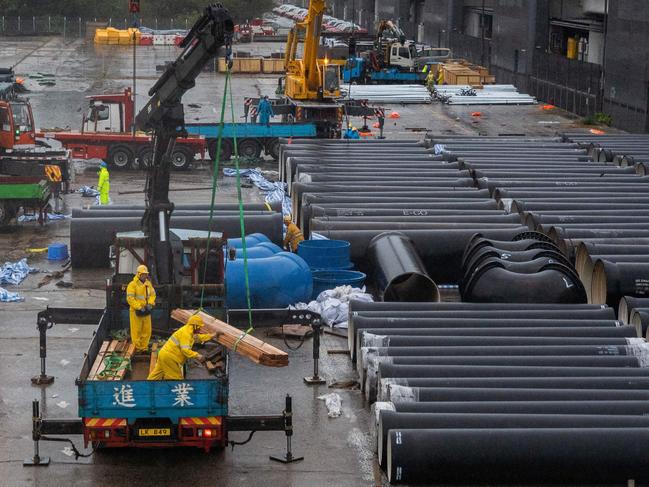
[0,258,36,285]
[222,168,291,216]
[0,287,24,302]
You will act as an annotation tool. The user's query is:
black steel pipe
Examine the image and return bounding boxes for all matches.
[631,310,649,338]
[592,260,649,307]
[349,300,606,312]
[619,297,649,323]
[462,249,570,279]
[378,411,649,469]
[511,201,649,213]
[361,335,631,348]
[362,344,632,357]
[375,355,640,367]
[352,309,616,320]
[367,232,439,303]
[70,213,283,268]
[71,209,269,218]
[87,202,281,212]
[386,428,649,484]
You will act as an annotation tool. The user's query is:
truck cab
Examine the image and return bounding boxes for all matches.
[82,89,133,134]
[0,99,37,149]
[386,42,418,70]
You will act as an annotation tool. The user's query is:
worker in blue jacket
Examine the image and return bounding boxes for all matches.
[258,96,274,126]
[344,126,360,139]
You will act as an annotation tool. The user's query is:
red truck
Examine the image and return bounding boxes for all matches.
[44,88,205,170]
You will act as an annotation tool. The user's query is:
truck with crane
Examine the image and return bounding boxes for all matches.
[24,4,320,463]
[0,67,71,223]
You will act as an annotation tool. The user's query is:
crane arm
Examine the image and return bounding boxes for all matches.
[134,3,234,285]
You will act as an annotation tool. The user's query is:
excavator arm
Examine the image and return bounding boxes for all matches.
[135,3,234,285]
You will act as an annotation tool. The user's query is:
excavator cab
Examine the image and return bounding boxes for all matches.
[0,100,36,150]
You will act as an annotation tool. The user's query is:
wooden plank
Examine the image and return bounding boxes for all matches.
[113,343,136,381]
[171,309,289,367]
[87,340,110,380]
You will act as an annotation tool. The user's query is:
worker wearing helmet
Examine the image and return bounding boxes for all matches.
[343,125,360,139]
[148,315,214,380]
[126,265,156,352]
[283,215,304,252]
[97,161,110,205]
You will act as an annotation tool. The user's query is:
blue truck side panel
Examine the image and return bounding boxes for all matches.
[185,122,317,139]
[79,379,228,422]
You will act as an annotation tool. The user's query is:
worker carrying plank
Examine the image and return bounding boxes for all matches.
[148,315,214,380]
[126,265,156,352]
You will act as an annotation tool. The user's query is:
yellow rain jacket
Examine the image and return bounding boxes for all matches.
[126,269,156,352]
[283,220,304,252]
[147,323,212,380]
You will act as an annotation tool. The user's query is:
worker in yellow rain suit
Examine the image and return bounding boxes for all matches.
[97,161,110,205]
[126,265,156,352]
[283,215,304,252]
[148,315,214,380]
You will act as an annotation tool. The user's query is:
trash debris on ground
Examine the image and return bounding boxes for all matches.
[37,264,71,288]
[0,287,24,302]
[18,213,69,223]
[77,185,100,198]
[0,258,37,285]
[328,380,360,390]
[26,248,48,253]
[291,285,374,328]
[223,167,291,216]
[56,280,73,288]
[318,392,343,418]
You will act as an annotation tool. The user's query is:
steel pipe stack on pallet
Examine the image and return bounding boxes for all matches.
[433,84,537,105]
[341,84,432,104]
[351,300,649,484]
[427,133,649,309]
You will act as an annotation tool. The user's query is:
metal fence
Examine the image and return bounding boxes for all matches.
[528,51,602,117]
[449,32,492,68]
[0,16,196,38]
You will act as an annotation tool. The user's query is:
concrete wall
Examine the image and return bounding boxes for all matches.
[602,0,649,132]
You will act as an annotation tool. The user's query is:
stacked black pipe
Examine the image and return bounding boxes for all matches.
[427,133,649,310]
[459,231,585,303]
[278,139,528,288]
[349,300,649,484]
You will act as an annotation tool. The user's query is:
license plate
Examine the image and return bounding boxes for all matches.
[138,428,171,437]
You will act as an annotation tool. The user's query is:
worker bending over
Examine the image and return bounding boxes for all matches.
[97,161,110,205]
[126,265,156,352]
[343,126,360,139]
[148,315,214,380]
[283,215,304,252]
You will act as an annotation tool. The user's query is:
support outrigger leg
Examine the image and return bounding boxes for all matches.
[270,395,303,464]
[24,400,49,466]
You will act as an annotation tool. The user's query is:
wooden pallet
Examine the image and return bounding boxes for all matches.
[171,309,289,367]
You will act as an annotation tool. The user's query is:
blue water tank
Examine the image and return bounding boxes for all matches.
[297,239,352,270]
[233,242,282,259]
[227,233,270,248]
[312,269,366,299]
[48,243,69,261]
[226,252,313,308]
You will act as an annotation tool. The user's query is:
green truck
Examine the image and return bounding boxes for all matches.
[0,176,51,224]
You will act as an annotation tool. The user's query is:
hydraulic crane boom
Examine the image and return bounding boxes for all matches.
[135,3,234,285]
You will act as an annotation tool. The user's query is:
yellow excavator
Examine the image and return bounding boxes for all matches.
[244,0,379,138]
[283,0,340,100]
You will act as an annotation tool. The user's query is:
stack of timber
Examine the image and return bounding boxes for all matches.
[171,309,288,367]
[88,340,135,381]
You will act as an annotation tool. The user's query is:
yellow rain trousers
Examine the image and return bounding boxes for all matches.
[283,221,304,252]
[126,271,156,352]
[97,167,110,205]
[148,323,212,380]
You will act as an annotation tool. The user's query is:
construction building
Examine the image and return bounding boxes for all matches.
[322,0,649,133]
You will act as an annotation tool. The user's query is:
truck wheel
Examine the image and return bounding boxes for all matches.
[138,147,154,169]
[208,138,233,162]
[266,138,280,160]
[237,138,262,159]
[108,145,134,170]
[170,147,193,171]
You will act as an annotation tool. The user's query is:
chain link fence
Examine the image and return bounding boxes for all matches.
[0,16,196,38]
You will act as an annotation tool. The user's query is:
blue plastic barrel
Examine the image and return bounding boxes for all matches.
[227,233,270,249]
[48,243,69,260]
[311,269,366,299]
[226,252,313,308]
[297,239,352,270]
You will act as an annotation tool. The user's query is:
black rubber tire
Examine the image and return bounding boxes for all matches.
[170,147,193,171]
[207,138,233,162]
[237,138,262,159]
[137,146,154,169]
[107,145,135,170]
[266,138,280,160]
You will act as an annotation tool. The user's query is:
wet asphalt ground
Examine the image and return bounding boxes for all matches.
[0,36,609,487]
